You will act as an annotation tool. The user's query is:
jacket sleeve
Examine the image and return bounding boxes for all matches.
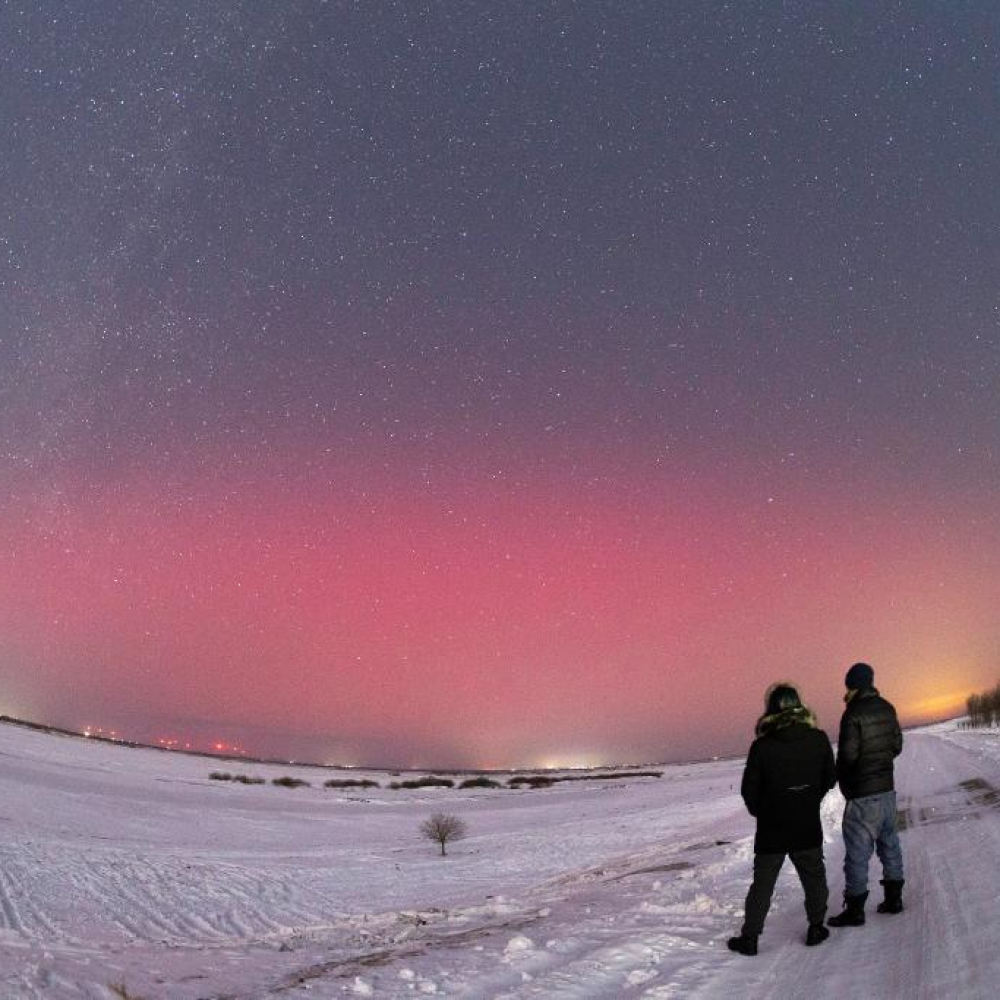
[836,712,860,780]
[822,734,836,792]
[741,741,761,817]
[892,715,903,758]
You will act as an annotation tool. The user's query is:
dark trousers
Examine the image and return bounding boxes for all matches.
[742,847,828,936]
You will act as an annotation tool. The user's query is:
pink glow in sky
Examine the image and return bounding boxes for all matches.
[1,449,993,767]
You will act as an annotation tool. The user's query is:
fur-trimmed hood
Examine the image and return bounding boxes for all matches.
[755,703,818,738]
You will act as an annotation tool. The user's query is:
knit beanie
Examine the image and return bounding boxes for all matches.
[844,662,875,690]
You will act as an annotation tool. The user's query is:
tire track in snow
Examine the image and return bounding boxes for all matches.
[241,834,746,997]
[248,911,546,998]
[879,734,999,999]
[0,867,25,934]
[0,850,66,940]
[16,843,336,949]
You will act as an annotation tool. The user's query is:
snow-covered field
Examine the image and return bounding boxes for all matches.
[1,719,999,998]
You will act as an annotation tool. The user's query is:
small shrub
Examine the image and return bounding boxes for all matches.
[396,776,455,789]
[420,812,468,856]
[508,775,554,788]
[109,983,146,1000]
[324,778,380,789]
[209,772,232,781]
[459,777,501,789]
[272,776,310,789]
[231,774,266,784]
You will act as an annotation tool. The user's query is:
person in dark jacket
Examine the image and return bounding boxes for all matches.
[828,661,904,927]
[728,683,836,956]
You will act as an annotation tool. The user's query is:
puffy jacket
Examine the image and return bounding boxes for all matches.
[836,688,903,800]
[741,717,836,854]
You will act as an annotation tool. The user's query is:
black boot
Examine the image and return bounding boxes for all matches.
[876,879,904,914]
[828,891,868,927]
[727,933,758,956]
[806,923,830,946]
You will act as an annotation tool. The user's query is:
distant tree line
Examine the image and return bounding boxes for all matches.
[965,681,1000,728]
[207,769,663,790]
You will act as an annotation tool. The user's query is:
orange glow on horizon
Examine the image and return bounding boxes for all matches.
[902,689,970,720]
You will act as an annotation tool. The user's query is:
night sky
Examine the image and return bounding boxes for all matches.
[2,2,999,768]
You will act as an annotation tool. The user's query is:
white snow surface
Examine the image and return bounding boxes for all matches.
[1,718,998,998]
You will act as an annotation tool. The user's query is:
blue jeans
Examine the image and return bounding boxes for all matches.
[842,790,904,896]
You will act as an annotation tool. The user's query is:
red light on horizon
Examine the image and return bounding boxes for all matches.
[79,722,254,758]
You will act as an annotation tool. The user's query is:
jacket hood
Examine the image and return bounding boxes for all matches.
[755,703,818,737]
[845,686,880,704]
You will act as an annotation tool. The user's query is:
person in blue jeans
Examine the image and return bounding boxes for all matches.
[828,662,905,926]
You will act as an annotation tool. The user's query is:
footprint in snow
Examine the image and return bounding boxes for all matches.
[503,934,535,961]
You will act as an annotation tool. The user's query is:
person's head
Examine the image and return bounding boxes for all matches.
[844,662,875,691]
[764,682,801,717]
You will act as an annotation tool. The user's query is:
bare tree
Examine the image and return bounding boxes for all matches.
[420,812,467,856]
[966,681,1000,728]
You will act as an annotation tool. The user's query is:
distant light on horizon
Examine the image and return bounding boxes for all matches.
[534,754,612,771]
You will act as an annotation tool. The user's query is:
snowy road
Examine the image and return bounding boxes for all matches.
[1,720,998,997]
[700,730,1000,1000]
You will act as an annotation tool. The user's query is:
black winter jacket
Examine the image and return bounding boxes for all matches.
[741,718,836,855]
[836,687,903,800]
